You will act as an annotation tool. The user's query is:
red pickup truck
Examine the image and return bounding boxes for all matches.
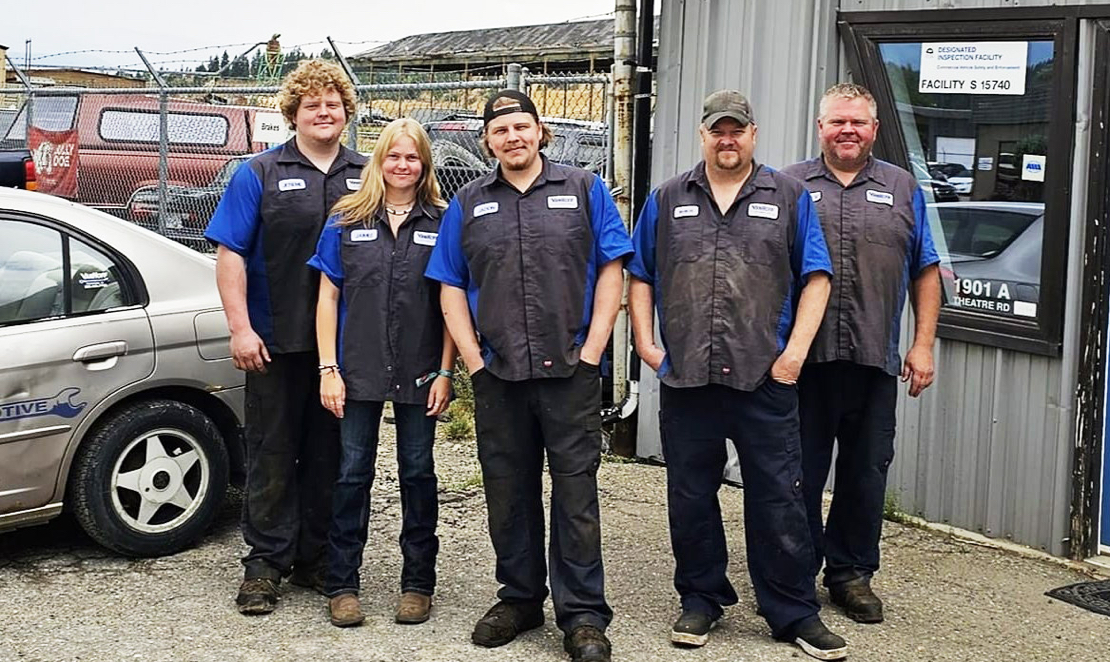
[2,94,269,215]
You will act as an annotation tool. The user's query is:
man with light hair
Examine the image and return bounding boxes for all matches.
[629,89,847,660]
[783,83,940,625]
[426,89,632,662]
[206,59,367,615]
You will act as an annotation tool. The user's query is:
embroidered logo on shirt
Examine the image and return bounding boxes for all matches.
[345,178,361,191]
[413,231,438,246]
[748,203,780,220]
[673,205,700,218]
[866,190,894,206]
[547,195,579,209]
[351,229,378,242]
[474,202,499,217]
[278,178,306,191]
[810,191,822,202]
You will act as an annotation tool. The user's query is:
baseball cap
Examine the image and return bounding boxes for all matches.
[483,90,539,127]
[702,90,754,128]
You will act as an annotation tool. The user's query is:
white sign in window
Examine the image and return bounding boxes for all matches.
[252,112,290,145]
[919,42,1029,95]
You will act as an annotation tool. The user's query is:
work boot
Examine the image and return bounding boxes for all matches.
[329,593,365,628]
[785,616,848,661]
[470,600,545,648]
[670,610,719,647]
[395,591,432,624]
[563,625,611,662]
[288,565,328,596]
[236,577,279,615]
[829,578,884,623]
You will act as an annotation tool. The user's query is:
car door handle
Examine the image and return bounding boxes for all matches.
[73,341,128,363]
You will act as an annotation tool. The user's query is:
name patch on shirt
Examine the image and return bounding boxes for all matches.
[351,229,378,242]
[673,204,700,218]
[547,195,579,209]
[278,178,306,192]
[810,191,822,203]
[866,190,894,206]
[474,202,499,217]
[748,203,780,220]
[346,178,361,191]
[413,231,438,247]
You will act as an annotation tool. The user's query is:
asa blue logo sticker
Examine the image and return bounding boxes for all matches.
[0,387,88,422]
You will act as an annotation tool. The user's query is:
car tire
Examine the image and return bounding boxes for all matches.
[70,399,230,557]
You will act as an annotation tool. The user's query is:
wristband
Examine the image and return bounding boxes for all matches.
[318,364,339,375]
[415,369,454,387]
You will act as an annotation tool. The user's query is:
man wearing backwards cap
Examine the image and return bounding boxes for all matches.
[425,89,632,662]
[627,89,847,660]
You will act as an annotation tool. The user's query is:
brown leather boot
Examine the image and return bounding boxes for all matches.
[395,592,432,624]
[329,593,365,627]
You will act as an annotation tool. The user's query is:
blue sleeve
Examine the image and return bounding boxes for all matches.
[306,217,345,289]
[424,197,469,288]
[204,160,262,254]
[588,175,634,265]
[910,186,941,277]
[792,190,833,279]
[627,190,660,284]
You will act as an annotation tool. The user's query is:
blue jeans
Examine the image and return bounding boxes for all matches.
[325,400,439,597]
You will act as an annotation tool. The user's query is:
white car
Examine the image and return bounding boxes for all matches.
[0,188,243,556]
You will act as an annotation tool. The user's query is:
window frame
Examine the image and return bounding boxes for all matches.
[0,212,147,327]
[839,13,1078,356]
[97,107,231,147]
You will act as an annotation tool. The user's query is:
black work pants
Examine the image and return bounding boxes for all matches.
[470,362,612,633]
[659,381,819,639]
[798,361,897,588]
[241,351,340,580]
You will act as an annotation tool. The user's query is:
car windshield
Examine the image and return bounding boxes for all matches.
[935,206,1041,259]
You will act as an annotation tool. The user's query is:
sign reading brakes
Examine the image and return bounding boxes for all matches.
[0,387,87,422]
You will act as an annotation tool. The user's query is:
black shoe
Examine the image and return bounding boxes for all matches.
[288,565,327,596]
[829,578,884,623]
[789,617,847,661]
[563,625,611,662]
[471,600,545,648]
[236,577,279,615]
[670,611,718,647]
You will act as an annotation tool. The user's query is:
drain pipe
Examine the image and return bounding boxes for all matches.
[605,0,636,452]
[603,0,653,456]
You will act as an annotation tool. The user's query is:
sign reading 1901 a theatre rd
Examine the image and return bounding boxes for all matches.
[919,42,1028,95]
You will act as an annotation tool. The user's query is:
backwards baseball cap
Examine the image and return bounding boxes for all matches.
[701,90,754,128]
[483,89,539,127]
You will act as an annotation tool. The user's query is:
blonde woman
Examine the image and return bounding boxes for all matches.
[308,118,455,628]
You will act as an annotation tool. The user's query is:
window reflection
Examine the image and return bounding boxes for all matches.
[879,40,1053,320]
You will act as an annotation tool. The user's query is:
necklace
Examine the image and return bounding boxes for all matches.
[385,199,415,216]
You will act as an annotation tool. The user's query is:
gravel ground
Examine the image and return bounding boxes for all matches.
[0,424,1105,662]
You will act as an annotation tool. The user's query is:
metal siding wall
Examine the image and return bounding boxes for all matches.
[648,0,1096,556]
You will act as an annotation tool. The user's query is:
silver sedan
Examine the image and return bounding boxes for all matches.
[0,188,243,556]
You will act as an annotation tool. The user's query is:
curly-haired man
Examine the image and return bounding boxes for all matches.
[205,59,367,615]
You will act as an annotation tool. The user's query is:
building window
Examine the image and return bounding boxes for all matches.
[843,18,1075,354]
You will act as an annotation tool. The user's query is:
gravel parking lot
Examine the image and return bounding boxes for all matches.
[1,425,1105,662]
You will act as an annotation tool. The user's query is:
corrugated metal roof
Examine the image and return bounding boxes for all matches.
[353,17,659,68]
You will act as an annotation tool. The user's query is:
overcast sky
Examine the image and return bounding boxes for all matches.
[4,0,615,72]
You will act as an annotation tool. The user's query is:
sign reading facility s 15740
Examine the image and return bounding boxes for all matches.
[919,42,1028,95]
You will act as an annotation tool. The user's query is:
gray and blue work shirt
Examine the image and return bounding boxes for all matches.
[780,157,939,376]
[627,161,832,392]
[204,138,367,354]
[307,204,444,404]
[425,156,634,382]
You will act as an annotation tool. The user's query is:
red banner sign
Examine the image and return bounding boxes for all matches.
[29,127,78,198]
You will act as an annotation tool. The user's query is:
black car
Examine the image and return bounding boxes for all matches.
[126,156,248,249]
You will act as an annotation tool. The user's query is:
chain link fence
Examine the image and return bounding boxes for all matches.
[0,65,611,251]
